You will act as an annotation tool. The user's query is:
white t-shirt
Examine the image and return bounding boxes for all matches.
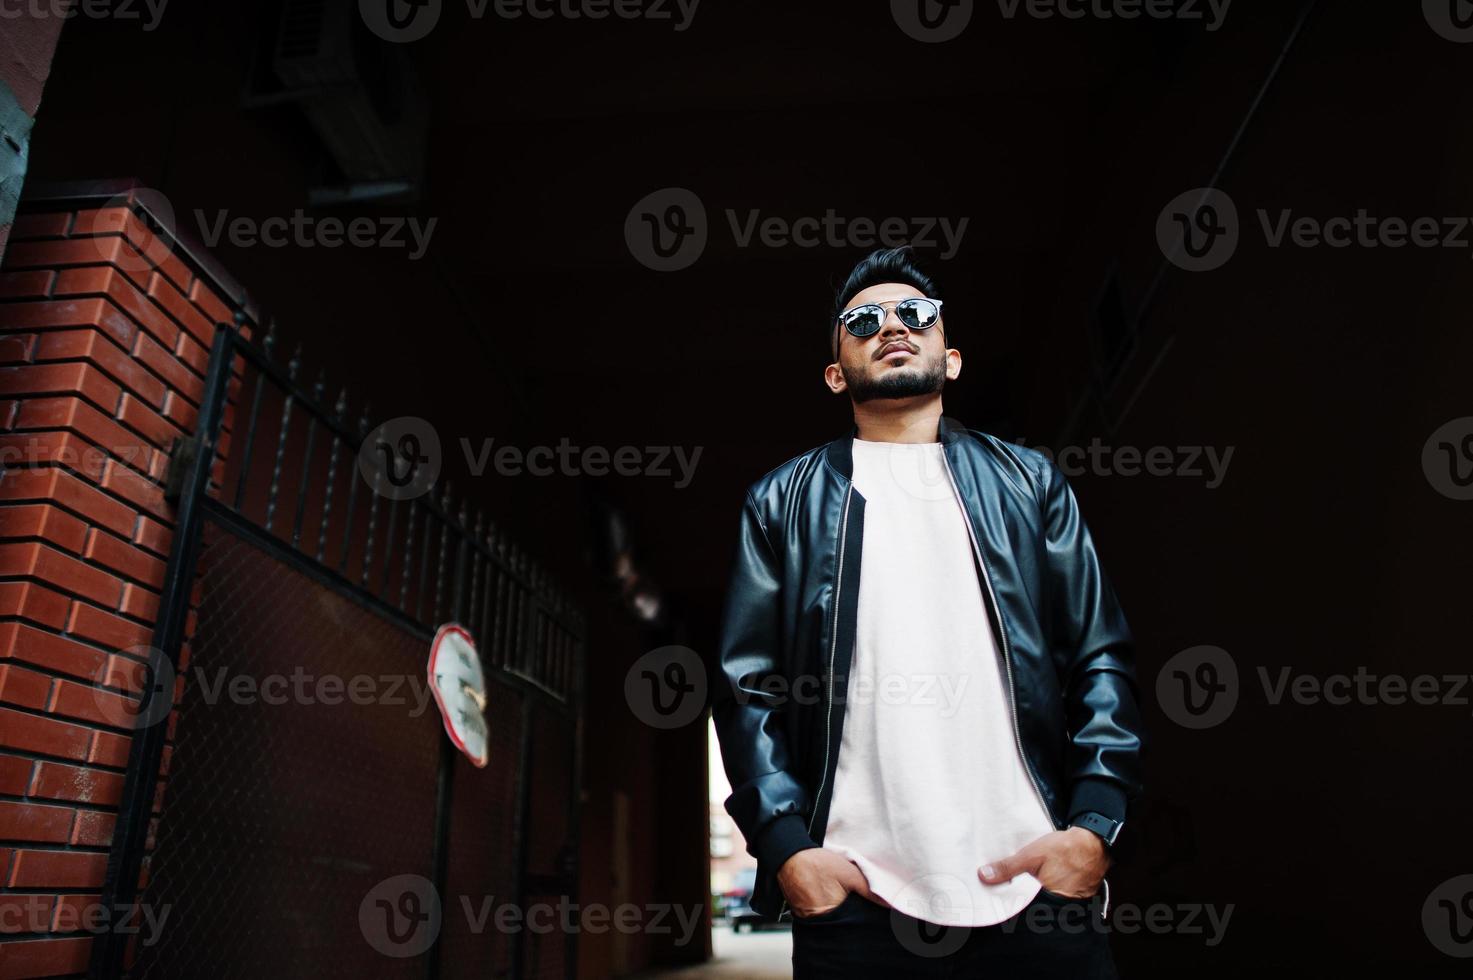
[819,438,1057,927]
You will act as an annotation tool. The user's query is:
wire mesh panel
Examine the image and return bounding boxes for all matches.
[519,704,576,980]
[435,682,525,980]
[95,321,585,980]
[526,708,574,877]
[521,924,568,980]
[127,524,443,978]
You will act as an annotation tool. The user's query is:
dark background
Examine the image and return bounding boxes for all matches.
[18,0,1473,974]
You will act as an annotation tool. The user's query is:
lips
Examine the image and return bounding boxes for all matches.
[877,342,915,359]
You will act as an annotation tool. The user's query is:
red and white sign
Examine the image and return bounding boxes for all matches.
[428,624,489,767]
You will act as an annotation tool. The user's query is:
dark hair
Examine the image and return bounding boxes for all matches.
[829,246,942,355]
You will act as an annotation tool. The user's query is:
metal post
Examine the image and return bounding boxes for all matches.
[508,701,535,980]
[563,629,586,980]
[428,527,468,980]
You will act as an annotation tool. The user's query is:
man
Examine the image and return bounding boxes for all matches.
[710,246,1144,977]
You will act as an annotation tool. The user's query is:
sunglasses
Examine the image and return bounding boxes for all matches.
[835,297,944,340]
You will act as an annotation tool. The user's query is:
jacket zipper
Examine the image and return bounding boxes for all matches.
[778,482,853,924]
[939,450,1059,834]
[942,452,1109,920]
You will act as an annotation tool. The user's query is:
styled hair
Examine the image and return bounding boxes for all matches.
[829,246,942,356]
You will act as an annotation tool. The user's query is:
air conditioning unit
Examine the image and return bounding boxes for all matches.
[248,0,428,204]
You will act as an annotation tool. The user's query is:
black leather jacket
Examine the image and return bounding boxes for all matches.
[710,417,1145,920]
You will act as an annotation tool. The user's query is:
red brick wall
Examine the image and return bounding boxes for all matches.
[0,199,245,979]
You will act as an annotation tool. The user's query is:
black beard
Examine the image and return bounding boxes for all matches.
[842,356,946,403]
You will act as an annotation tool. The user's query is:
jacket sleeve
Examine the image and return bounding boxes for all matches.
[710,490,819,874]
[1037,455,1145,829]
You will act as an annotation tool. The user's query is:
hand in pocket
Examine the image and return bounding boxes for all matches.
[778,848,888,917]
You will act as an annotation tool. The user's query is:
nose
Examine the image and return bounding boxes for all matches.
[877,307,910,338]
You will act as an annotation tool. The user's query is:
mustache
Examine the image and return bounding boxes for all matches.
[874,341,919,359]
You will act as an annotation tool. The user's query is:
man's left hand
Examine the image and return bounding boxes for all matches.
[977,827,1109,899]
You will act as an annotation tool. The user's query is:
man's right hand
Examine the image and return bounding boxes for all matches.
[776,847,889,917]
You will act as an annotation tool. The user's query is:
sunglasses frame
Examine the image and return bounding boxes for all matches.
[832,297,944,355]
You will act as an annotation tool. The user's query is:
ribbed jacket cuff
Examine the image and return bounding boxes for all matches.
[755,813,818,872]
[1066,776,1128,825]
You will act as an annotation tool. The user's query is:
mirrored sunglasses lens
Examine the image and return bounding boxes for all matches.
[844,306,884,336]
[897,299,939,329]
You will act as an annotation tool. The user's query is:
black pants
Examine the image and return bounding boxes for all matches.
[791,888,1119,979]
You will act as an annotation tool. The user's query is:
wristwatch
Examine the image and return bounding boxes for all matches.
[1069,811,1123,849]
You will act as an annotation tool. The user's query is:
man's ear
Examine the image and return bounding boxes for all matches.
[945,348,962,381]
[824,361,847,394]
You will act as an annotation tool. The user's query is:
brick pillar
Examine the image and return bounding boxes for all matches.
[0,187,250,979]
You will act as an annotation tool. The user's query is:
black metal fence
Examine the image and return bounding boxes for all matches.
[90,317,586,979]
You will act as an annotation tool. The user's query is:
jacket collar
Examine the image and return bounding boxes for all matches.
[824,414,967,481]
